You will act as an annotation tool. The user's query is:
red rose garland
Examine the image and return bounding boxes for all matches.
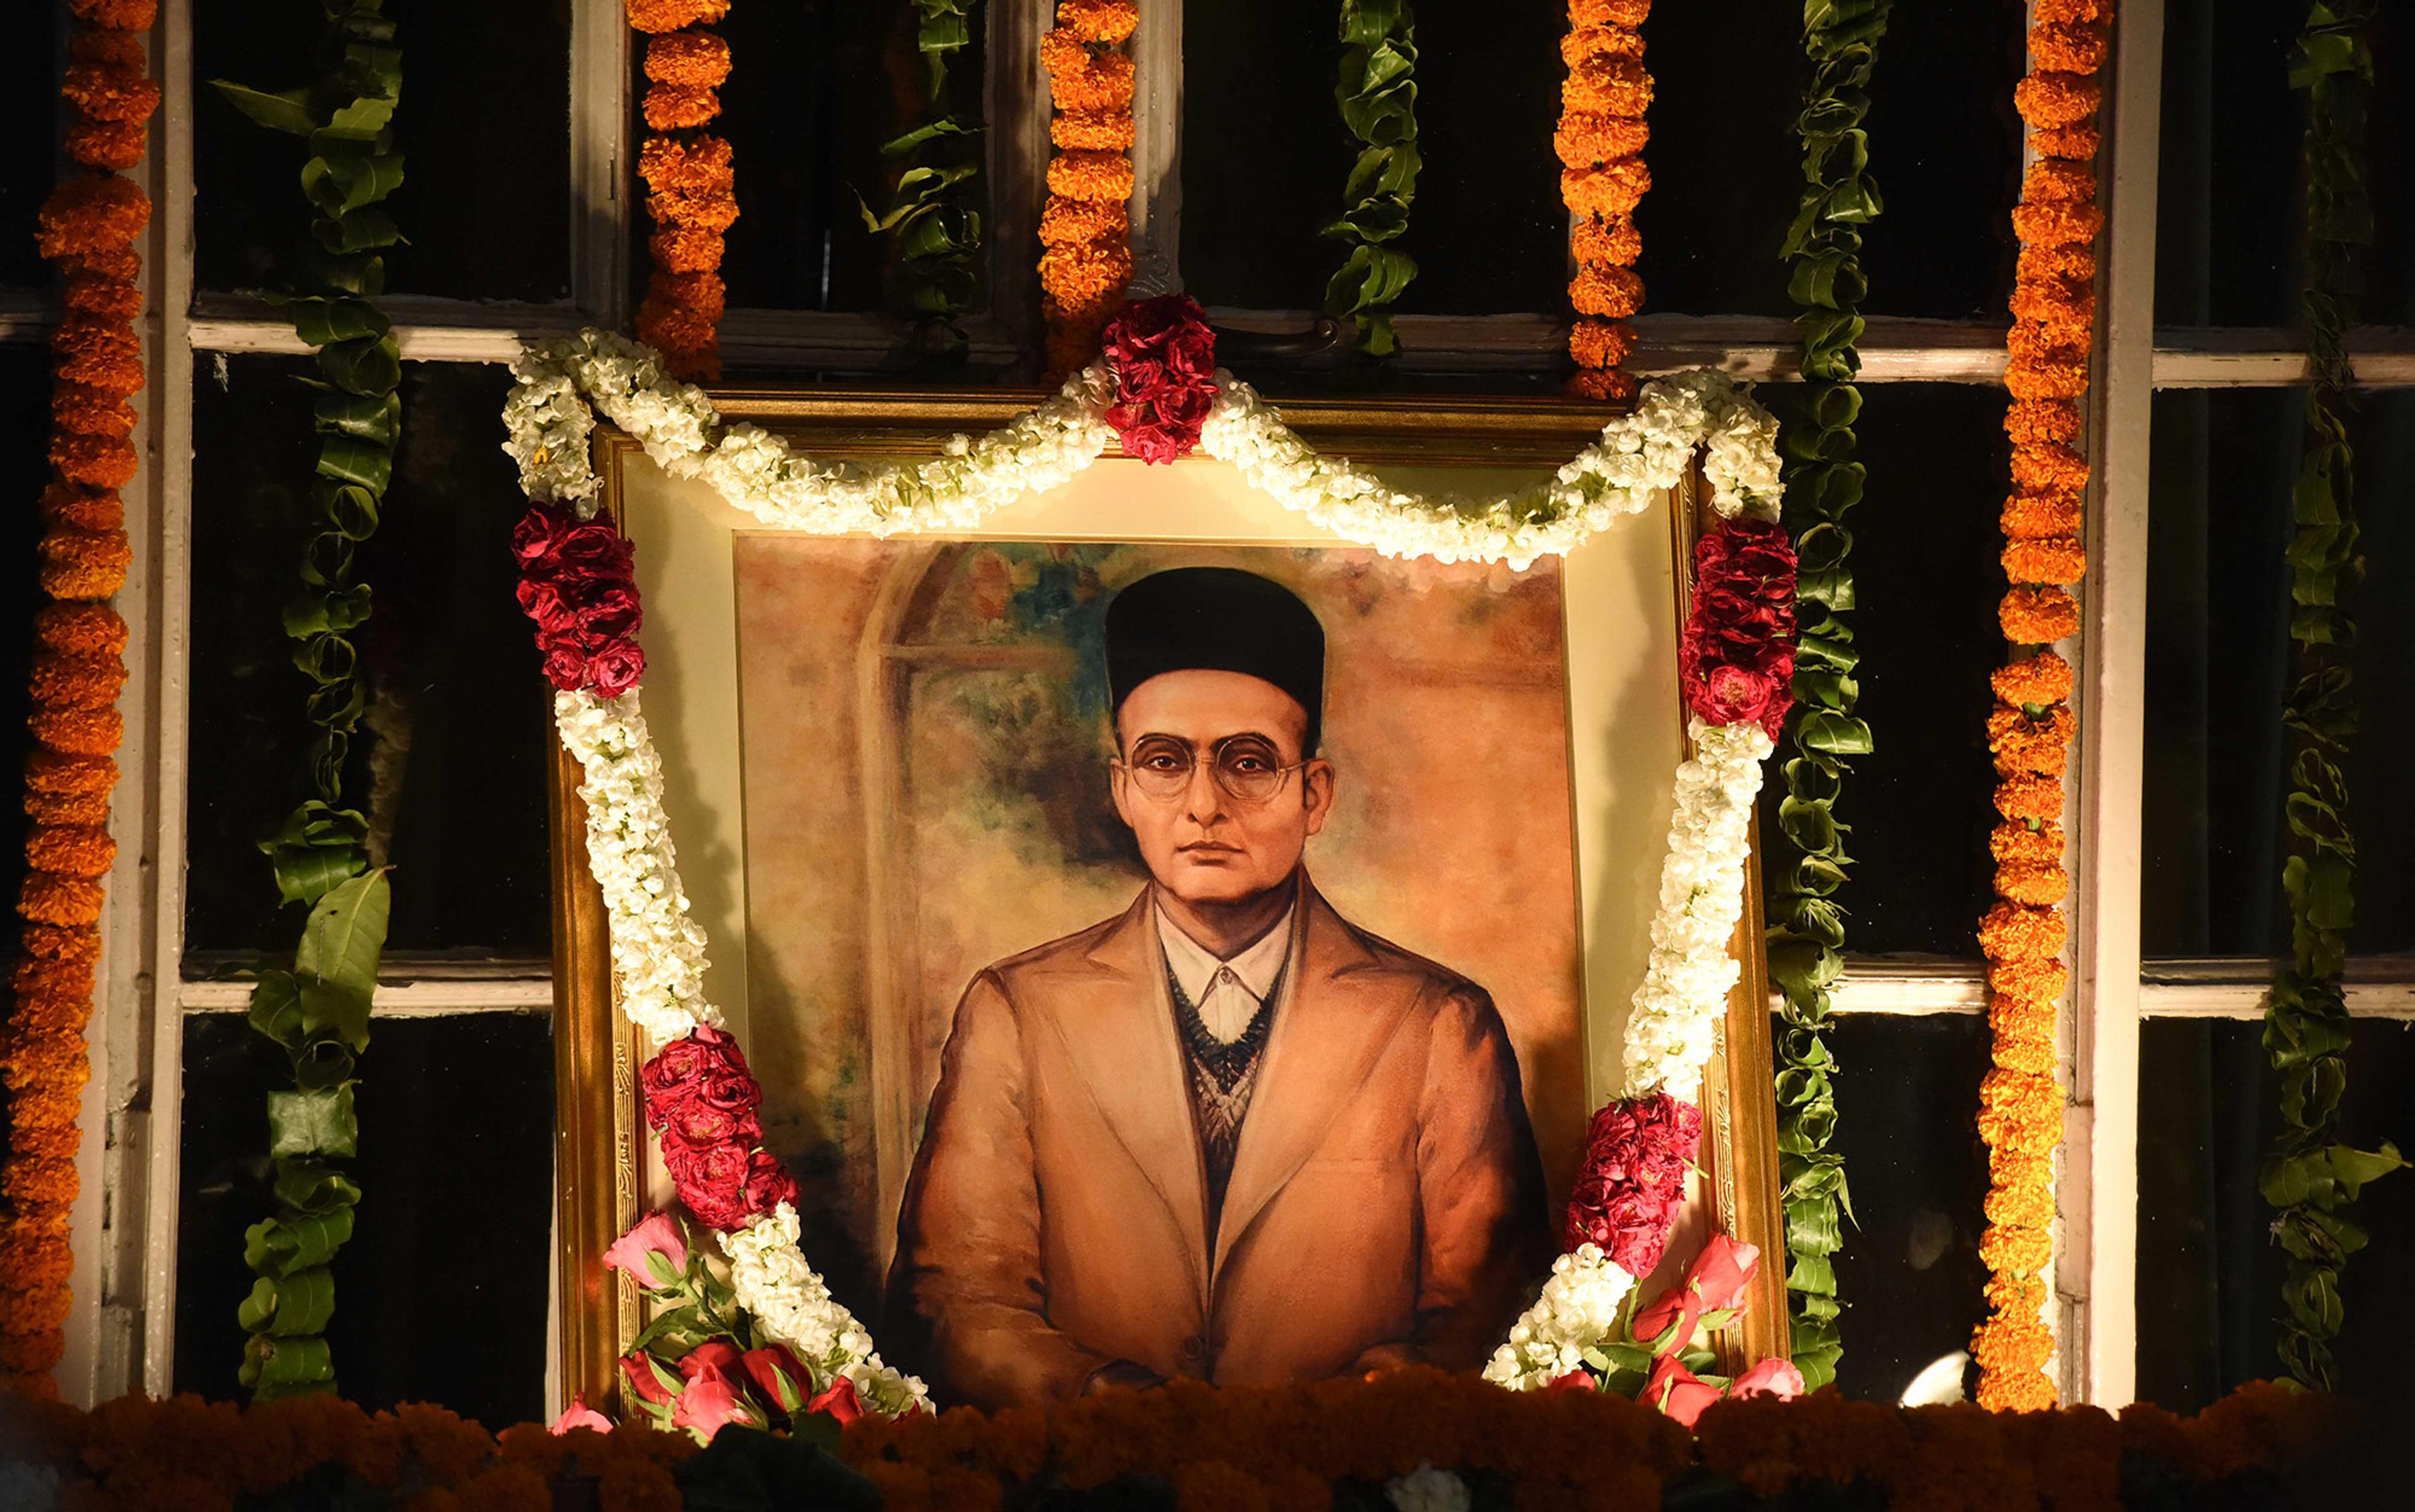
[640,1026,797,1235]
[1101,294,1218,464]
[1565,1092,1701,1278]
[1679,518,1799,739]
[511,503,648,698]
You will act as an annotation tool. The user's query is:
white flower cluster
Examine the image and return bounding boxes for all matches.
[503,328,1119,533]
[1197,367,1779,569]
[1480,1244,1638,1392]
[552,687,723,1043]
[1620,718,1776,1098]
[724,1203,931,1416]
[1385,1465,1472,1512]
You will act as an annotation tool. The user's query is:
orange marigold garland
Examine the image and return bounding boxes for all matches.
[1971,0,2111,1416]
[1039,1,1138,377]
[5,0,155,1401]
[1559,0,1651,401]
[630,0,736,382]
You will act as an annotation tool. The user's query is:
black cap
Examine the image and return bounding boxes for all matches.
[1104,567,1326,752]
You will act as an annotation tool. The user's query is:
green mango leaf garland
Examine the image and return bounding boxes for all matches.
[1323,0,1421,357]
[208,0,405,1401]
[858,1,987,356]
[2262,0,2404,1394]
[1764,0,1888,1394]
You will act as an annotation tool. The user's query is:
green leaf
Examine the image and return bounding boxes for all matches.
[211,81,321,135]
[248,970,306,1049]
[295,868,391,1001]
[269,1085,358,1159]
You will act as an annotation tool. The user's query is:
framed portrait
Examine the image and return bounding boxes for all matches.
[551,389,1786,1413]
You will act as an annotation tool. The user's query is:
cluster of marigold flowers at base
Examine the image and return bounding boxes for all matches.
[628,0,736,382]
[1558,0,1651,403]
[1970,0,2111,1422]
[1038,0,1139,378]
[844,1368,1692,1512]
[1,1392,697,1512]
[4,0,157,1402]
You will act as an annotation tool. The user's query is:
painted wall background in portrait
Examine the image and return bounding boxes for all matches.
[730,538,1587,1323]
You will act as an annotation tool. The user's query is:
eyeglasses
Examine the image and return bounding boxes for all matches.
[1118,733,1310,805]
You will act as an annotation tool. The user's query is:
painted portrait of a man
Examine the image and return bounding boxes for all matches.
[882,567,1553,1408]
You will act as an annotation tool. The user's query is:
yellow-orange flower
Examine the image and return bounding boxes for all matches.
[625,0,729,33]
[644,30,731,87]
[2000,584,2080,645]
[1990,819,2065,866]
[1992,650,2074,707]
[2014,70,2103,130]
[1570,214,1641,268]
[1989,956,2070,1004]
[1979,899,2066,960]
[1057,0,1140,45]
[2002,536,2087,585]
[1052,111,1136,152]
[642,83,719,131]
[2009,442,2089,494]
[1046,149,1135,204]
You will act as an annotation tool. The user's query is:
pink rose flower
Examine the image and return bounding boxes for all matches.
[670,1370,763,1442]
[1730,1357,1804,1399]
[1645,1355,1723,1428]
[602,1211,689,1286]
[1633,1233,1761,1357]
[548,1394,614,1435]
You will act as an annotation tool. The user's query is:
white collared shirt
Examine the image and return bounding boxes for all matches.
[1155,902,1293,1044]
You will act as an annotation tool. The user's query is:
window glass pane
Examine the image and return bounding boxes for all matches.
[1767,383,2003,957]
[2136,1016,2414,1413]
[2158,1,2415,326]
[1180,0,1568,317]
[185,357,552,960]
[0,345,54,938]
[172,1011,555,1424]
[1817,1011,1994,1403]
[708,3,974,314]
[2141,388,2415,958]
[194,0,572,303]
[0,8,55,288]
[1178,0,1354,312]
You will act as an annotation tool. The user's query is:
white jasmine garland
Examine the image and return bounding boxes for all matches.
[1621,719,1776,1098]
[1384,1465,1472,1512]
[501,329,1779,563]
[553,687,722,1044]
[513,330,1790,1416]
[1481,1243,1638,1392]
[724,1203,931,1416]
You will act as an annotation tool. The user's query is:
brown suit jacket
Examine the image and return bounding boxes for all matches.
[884,876,1550,1410]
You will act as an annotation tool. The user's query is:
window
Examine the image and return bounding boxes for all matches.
[18,0,2412,1413]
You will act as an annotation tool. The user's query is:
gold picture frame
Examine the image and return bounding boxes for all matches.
[550,385,1788,1413]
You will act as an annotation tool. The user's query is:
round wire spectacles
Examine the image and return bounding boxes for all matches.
[1117,734,1310,804]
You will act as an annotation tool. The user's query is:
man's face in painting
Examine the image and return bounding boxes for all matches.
[1109,669,1337,910]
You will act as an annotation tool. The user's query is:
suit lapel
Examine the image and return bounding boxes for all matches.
[1034,890,1212,1298]
[1213,879,1417,1276]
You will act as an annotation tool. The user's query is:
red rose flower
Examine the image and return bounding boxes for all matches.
[511,503,572,565]
[743,1148,799,1216]
[643,1027,762,1129]
[1102,294,1218,464]
[579,584,643,641]
[622,1351,675,1406]
[1644,1355,1723,1428]
[589,640,647,699]
[660,1100,762,1151]
[540,640,591,692]
[663,1138,754,1231]
[552,521,636,578]
[806,1376,865,1426]
[1563,1092,1702,1279]
[741,1343,814,1412]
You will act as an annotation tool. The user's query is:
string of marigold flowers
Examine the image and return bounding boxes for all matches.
[1969,0,2112,1416]
[3,0,158,1401]
[1764,0,1890,1396]
[1558,0,1650,402]
[2260,0,2402,1395]
[630,0,738,381]
[1039,0,1138,379]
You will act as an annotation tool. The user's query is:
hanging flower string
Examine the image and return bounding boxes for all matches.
[629,0,736,382]
[501,311,1787,1432]
[1038,0,1138,378]
[1558,0,1652,401]
[1970,0,2114,1416]
[3,0,158,1401]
